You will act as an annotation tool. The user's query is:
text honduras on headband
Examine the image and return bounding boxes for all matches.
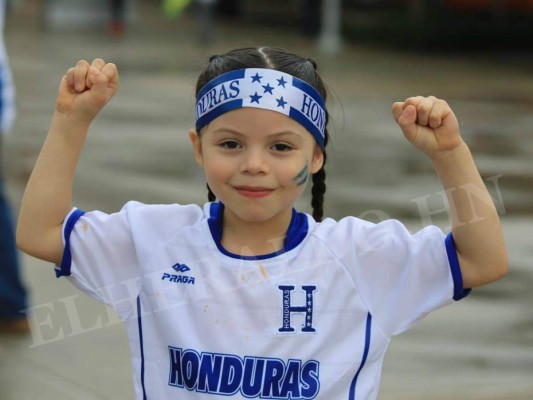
[195,68,326,150]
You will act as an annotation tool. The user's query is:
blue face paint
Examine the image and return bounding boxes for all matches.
[293,164,309,187]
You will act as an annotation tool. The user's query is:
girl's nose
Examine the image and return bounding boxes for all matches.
[240,148,269,175]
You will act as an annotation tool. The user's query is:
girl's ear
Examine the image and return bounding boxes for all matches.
[189,129,204,167]
[310,145,324,174]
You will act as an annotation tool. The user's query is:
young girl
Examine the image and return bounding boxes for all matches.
[17,47,507,399]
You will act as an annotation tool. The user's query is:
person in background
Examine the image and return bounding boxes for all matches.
[302,0,321,37]
[109,0,126,36]
[196,0,218,44]
[0,0,29,334]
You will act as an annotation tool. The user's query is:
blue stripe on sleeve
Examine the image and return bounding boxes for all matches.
[55,209,86,278]
[137,296,147,400]
[349,313,372,400]
[445,232,472,301]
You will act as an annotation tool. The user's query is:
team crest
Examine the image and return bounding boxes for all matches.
[278,285,317,334]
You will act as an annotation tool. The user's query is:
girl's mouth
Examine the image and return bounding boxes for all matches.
[234,186,274,198]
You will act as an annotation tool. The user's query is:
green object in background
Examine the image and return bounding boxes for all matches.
[163,0,193,18]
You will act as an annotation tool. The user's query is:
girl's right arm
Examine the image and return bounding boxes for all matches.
[16,58,119,265]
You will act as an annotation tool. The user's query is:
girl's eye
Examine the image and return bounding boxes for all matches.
[220,140,241,149]
[272,143,293,152]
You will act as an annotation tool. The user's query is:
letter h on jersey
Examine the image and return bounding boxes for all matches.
[278,285,317,334]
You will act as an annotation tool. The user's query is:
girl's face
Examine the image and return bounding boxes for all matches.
[190,108,324,225]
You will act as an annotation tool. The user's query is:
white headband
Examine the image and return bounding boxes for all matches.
[195,68,326,149]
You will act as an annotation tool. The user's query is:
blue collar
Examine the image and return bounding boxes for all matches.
[207,202,308,260]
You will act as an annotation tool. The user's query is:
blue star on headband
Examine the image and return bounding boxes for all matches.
[250,92,262,103]
[262,83,274,94]
[195,68,326,150]
[251,72,262,83]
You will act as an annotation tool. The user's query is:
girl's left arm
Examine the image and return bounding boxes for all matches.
[392,96,508,288]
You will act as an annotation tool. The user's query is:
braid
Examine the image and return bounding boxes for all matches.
[207,184,216,202]
[311,154,327,222]
[311,126,329,222]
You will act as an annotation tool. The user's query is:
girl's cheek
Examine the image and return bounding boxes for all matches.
[292,162,310,187]
[205,156,232,171]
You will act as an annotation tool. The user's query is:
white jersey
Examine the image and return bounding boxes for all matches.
[56,201,469,400]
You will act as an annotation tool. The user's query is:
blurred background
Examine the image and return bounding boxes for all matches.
[0,0,532,399]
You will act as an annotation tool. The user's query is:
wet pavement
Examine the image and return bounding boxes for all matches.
[1,1,532,399]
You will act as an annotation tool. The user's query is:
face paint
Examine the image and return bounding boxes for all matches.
[293,164,309,187]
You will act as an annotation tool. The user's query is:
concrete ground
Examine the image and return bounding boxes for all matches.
[1,1,532,399]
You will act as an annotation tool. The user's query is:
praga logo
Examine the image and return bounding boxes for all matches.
[161,263,195,285]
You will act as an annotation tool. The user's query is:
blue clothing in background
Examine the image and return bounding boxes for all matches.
[0,0,27,321]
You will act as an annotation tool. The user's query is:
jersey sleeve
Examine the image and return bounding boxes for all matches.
[329,218,470,338]
[55,203,142,320]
